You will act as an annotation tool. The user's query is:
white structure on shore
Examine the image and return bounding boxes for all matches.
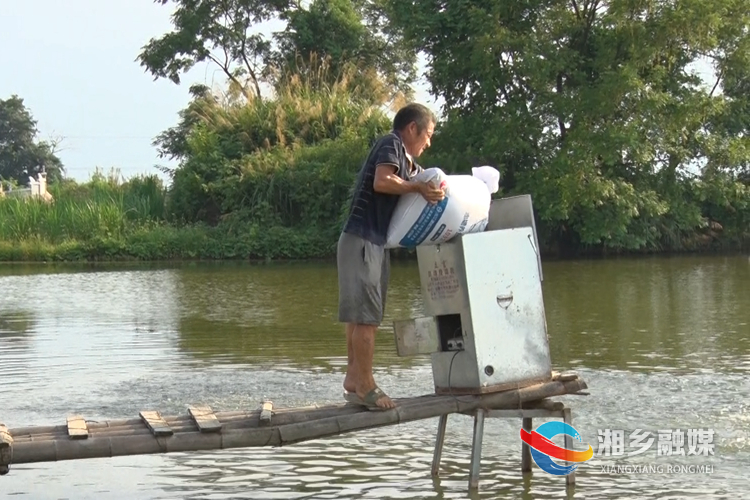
[0,172,53,202]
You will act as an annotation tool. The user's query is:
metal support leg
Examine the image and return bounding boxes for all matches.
[521,417,532,473]
[469,409,485,490]
[432,414,448,477]
[563,408,575,487]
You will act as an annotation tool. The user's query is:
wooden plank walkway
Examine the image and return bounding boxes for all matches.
[188,405,222,433]
[0,373,588,476]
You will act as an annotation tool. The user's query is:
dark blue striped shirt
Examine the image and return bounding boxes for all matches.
[342,131,422,245]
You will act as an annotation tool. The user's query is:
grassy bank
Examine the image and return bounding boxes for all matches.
[0,224,335,262]
[2,223,745,263]
[3,167,749,262]
[0,64,392,263]
[0,171,337,262]
[2,168,748,262]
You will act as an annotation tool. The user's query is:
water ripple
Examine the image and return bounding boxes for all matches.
[0,258,747,499]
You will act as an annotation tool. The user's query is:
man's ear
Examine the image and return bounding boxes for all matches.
[405,121,418,137]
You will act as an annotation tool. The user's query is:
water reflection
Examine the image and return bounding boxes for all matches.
[543,255,750,373]
[0,310,35,337]
[0,260,182,278]
[0,255,748,499]
[0,310,35,396]
[0,266,185,423]
[172,262,426,370]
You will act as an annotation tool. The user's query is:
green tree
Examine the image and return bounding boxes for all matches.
[0,95,64,184]
[152,84,216,164]
[138,0,415,100]
[138,0,291,98]
[387,0,750,252]
[274,0,416,99]
[161,65,390,225]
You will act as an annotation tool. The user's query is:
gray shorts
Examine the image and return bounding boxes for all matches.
[336,231,390,325]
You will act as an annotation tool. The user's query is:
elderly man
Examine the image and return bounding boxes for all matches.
[337,103,445,410]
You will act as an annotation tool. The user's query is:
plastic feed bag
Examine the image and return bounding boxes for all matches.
[471,165,501,194]
[385,166,500,249]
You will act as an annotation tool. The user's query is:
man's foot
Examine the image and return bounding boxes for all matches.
[357,385,396,410]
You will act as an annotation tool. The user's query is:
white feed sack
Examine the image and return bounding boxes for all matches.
[385,166,501,249]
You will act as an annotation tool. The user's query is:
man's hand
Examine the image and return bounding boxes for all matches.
[417,182,445,204]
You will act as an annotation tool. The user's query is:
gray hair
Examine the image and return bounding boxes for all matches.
[393,103,437,133]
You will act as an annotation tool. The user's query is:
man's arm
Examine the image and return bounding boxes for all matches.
[372,164,420,195]
[373,164,445,203]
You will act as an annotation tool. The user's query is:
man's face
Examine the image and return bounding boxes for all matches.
[404,120,435,158]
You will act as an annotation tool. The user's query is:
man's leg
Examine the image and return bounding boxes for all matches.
[343,322,356,393]
[353,240,394,409]
[345,319,396,409]
[352,323,395,409]
[337,232,395,409]
[338,232,357,394]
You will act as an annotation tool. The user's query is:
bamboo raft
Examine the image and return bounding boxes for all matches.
[0,373,588,477]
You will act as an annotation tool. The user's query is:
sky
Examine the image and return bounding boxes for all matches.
[2,1,715,185]
[0,0,439,184]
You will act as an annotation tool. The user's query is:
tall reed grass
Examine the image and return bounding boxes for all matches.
[0,58,407,261]
[167,55,392,226]
[0,168,166,243]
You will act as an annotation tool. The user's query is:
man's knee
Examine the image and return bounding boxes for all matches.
[339,301,384,325]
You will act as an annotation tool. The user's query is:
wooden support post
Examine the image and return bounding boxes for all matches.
[259,401,273,427]
[188,406,222,433]
[486,408,564,419]
[66,416,89,440]
[431,414,448,477]
[0,424,12,475]
[468,409,485,490]
[563,408,575,487]
[139,411,173,437]
[521,417,532,473]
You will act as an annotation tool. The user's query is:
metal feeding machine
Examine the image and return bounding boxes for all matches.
[393,194,551,394]
[392,195,581,491]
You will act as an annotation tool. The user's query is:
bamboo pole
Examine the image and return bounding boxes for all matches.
[7,404,347,437]
[11,392,496,443]
[10,404,371,443]
[6,379,587,467]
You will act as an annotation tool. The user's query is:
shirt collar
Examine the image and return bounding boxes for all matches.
[391,130,422,176]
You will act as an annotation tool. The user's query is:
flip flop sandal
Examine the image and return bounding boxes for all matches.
[343,391,365,405]
[360,386,395,411]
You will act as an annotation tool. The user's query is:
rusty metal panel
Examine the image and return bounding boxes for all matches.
[393,316,440,356]
[415,241,469,317]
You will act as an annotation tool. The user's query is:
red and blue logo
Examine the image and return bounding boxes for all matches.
[520,422,594,475]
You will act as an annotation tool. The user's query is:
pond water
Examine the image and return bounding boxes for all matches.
[1,254,748,499]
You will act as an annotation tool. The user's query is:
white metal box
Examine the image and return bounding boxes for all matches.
[394,196,552,394]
